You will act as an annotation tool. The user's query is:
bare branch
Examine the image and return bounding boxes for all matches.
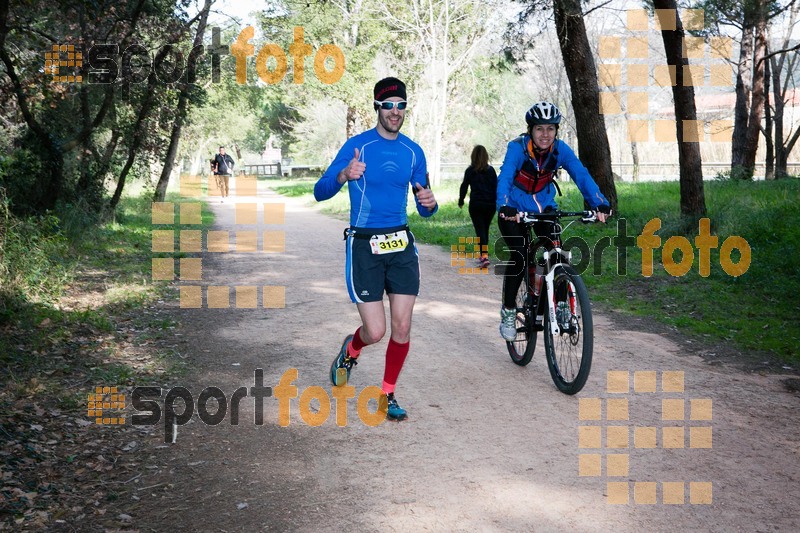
[758,41,800,67]
[584,0,614,17]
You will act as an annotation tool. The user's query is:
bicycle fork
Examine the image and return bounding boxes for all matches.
[542,248,574,337]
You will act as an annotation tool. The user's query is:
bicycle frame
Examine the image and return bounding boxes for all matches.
[541,247,572,336]
[521,211,593,336]
[505,209,598,393]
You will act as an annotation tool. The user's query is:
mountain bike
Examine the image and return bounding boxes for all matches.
[504,210,598,394]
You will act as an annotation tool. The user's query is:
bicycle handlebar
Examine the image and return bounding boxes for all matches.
[519,210,598,224]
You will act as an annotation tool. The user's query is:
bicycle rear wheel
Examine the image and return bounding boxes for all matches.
[506,273,536,366]
[543,265,593,394]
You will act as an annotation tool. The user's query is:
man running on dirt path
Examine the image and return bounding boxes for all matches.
[313,77,438,421]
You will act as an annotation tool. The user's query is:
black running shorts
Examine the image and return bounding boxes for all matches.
[345,229,420,303]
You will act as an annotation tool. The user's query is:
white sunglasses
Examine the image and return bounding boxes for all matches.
[374,100,408,110]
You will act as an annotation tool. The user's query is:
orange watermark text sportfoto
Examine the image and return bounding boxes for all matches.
[129,368,387,442]
[637,218,750,277]
[49,25,344,85]
[231,26,344,85]
[494,217,750,278]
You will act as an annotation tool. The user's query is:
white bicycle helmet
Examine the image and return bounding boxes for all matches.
[525,101,562,126]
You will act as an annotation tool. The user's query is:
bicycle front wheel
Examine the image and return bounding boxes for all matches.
[543,265,593,394]
[506,272,536,366]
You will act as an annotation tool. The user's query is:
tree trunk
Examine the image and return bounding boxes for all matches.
[154,95,187,201]
[731,20,754,169]
[768,0,800,180]
[784,126,800,174]
[653,0,706,219]
[631,141,640,183]
[742,3,767,174]
[552,0,617,212]
[76,8,99,201]
[346,106,357,139]
[763,53,774,180]
[76,84,96,198]
[96,129,121,183]
[153,0,212,202]
[110,46,173,209]
[0,2,63,211]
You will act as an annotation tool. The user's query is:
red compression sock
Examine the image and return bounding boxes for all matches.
[347,327,366,358]
[382,338,410,394]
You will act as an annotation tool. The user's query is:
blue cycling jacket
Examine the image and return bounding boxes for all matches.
[496,136,609,213]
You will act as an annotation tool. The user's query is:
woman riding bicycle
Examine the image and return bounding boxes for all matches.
[496,101,611,341]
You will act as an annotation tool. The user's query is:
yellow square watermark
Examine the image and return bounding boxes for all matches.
[634,482,657,504]
[662,427,685,448]
[690,399,713,420]
[264,203,286,224]
[152,230,174,253]
[663,482,685,504]
[236,231,258,252]
[579,398,602,420]
[151,202,174,225]
[207,231,230,252]
[662,399,685,420]
[634,426,657,449]
[207,286,231,308]
[607,454,629,477]
[264,231,286,253]
[662,371,684,392]
[606,371,629,393]
[689,427,712,449]
[152,258,174,280]
[236,286,258,308]
[180,230,202,252]
[606,426,629,449]
[179,203,202,225]
[263,286,286,309]
[627,9,649,31]
[627,120,649,142]
[607,482,629,504]
[236,176,258,196]
[607,398,629,421]
[690,482,712,504]
[579,454,602,477]
[579,426,602,448]
[236,203,259,225]
[180,286,202,308]
[180,258,202,281]
[627,36,649,59]
[634,371,657,392]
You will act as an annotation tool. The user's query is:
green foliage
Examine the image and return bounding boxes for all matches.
[0,189,71,315]
[571,179,800,363]
[0,0,203,213]
[272,180,316,197]
[0,191,210,393]
[715,165,755,181]
[0,134,57,216]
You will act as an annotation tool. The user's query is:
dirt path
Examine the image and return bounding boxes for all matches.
[132,188,799,532]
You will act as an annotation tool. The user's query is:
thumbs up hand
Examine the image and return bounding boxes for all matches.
[338,148,366,184]
[414,182,437,210]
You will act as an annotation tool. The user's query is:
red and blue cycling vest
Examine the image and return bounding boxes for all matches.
[513,138,561,196]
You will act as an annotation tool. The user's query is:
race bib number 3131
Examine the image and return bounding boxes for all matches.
[369,230,409,255]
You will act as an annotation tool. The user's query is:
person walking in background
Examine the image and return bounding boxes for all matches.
[213,146,235,198]
[314,77,438,421]
[458,145,497,268]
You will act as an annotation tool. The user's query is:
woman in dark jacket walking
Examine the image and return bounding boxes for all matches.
[458,145,498,268]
